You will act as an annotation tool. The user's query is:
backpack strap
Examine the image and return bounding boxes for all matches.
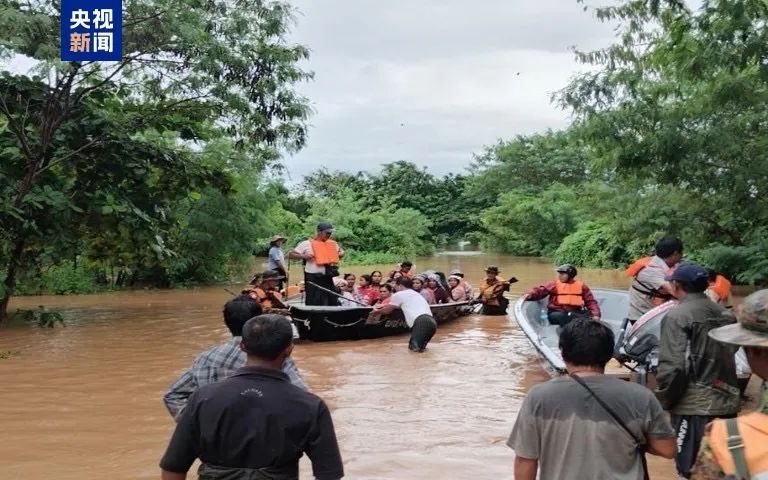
[571,374,649,480]
[726,417,751,480]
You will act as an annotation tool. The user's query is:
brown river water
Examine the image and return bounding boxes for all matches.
[0,253,686,479]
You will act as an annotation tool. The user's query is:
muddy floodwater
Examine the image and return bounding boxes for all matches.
[0,253,681,479]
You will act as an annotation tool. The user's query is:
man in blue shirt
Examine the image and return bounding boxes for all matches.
[268,234,288,291]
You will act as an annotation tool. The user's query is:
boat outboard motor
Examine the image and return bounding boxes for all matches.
[615,301,677,383]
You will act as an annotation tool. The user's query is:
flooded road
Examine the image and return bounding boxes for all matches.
[0,254,679,478]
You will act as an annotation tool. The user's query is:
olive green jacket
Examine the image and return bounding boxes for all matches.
[655,293,741,416]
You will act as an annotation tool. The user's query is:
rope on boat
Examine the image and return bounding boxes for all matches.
[321,317,367,328]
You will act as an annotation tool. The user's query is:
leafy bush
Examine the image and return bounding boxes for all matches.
[16,306,65,328]
[39,261,100,295]
[554,222,645,269]
[695,240,768,286]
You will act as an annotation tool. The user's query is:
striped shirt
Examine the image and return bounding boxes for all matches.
[163,337,307,419]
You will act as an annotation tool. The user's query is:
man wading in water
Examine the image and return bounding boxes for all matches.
[508,319,676,480]
[160,315,344,480]
[369,277,437,352]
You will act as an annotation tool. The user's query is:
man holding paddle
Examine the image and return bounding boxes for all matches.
[288,222,345,306]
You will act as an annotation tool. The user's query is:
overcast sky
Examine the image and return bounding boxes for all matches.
[280,0,618,181]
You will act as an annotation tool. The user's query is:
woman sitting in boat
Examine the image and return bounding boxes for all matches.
[476,266,517,315]
[426,274,450,304]
[524,264,601,326]
[356,274,380,305]
[413,276,436,304]
[244,270,289,315]
[450,269,473,298]
[448,275,470,301]
[338,275,365,307]
[370,270,384,288]
[375,284,394,306]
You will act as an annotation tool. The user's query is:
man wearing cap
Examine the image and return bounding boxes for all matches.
[246,270,289,315]
[268,234,288,291]
[524,264,601,326]
[655,263,741,479]
[160,315,344,480]
[287,222,345,306]
[476,266,517,315]
[691,289,768,480]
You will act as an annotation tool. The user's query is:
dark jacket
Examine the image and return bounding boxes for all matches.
[655,293,740,416]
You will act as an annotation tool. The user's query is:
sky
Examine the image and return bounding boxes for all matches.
[280,0,618,181]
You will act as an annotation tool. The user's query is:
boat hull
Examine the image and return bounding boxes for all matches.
[512,289,630,373]
[287,301,472,342]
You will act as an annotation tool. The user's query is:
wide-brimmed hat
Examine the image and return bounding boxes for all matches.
[270,234,287,243]
[485,265,500,274]
[709,289,768,348]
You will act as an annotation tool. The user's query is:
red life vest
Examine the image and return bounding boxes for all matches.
[554,280,585,308]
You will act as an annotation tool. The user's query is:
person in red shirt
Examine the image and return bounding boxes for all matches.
[524,264,601,326]
[356,274,380,306]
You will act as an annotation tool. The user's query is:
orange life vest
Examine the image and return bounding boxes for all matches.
[554,280,585,308]
[309,238,340,266]
[479,277,505,306]
[248,287,283,310]
[710,275,732,304]
[626,256,673,306]
[709,413,768,478]
[625,256,652,277]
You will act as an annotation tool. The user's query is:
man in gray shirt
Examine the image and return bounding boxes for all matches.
[627,235,684,322]
[508,319,676,480]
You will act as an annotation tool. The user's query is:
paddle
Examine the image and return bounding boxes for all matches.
[306,281,370,307]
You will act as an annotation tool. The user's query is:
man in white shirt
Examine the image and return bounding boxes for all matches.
[287,222,345,306]
[371,277,437,352]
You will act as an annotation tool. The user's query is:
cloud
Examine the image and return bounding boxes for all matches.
[282,0,616,180]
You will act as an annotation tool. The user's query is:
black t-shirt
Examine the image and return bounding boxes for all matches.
[160,366,344,480]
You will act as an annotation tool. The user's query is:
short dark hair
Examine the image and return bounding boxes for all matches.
[655,235,683,258]
[401,261,413,268]
[380,283,393,293]
[223,295,263,336]
[343,273,355,280]
[396,277,414,289]
[241,314,293,360]
[559,319,615,368]
[678,278,709,293]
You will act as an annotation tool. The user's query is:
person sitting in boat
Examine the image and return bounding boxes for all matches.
[370,270,384,288]
[338,274,365,307]
[706,268,733,308]
[524,264,601,326]
[388,261,415,282]
[413,276,436,304]
[450,269,473,298]
[356,274,380,305]
[448,275,470,302]
[476,266,517,315]
[245,270,290,315]
[426,274,450,304]
[375,284,394,306]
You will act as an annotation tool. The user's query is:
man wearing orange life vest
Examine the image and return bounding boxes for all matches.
[691,289,768,480]
[244,270,289,315]
[524,264,601,326]
[627,235,684,323]
[287,222,345,306]
[706,269,733,308]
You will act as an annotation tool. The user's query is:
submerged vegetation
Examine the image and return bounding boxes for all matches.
[1,0,767,320]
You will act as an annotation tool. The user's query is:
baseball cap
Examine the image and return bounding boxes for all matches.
[317,222,333,232]
[709,289,768,348]
[665,263,708,282]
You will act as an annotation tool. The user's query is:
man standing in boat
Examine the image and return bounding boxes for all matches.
[369,277,437,352]
[287,222,345,306]
[524,264,601,326]
[655,263,740,479]
[626,235,684,323]
[508,318,676,480]
[160,315,344,480]
[475,266,517,315]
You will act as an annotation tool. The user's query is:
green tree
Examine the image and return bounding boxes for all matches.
[0,0,311,319]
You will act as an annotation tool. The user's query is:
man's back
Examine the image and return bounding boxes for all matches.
[508,375,674,480]
[161,366,343,480]
[656,293,739,415]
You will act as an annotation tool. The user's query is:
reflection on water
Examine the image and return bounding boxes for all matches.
[0,254,678,479]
